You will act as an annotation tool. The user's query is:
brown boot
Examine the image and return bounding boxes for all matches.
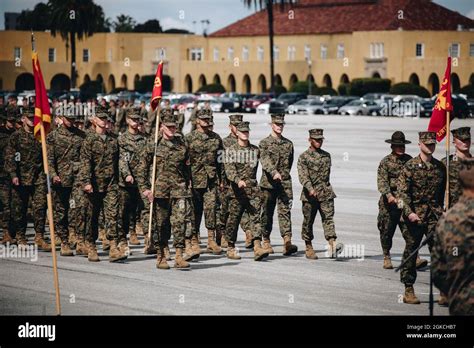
[156,246,170,270]
[175,247,190,269]
[305,241,318,260]
[403,285,421,304]
[245,231,254,249]
[143,235,157,255]
[416,256,428,269]
[136,222,144,236]
[163,245,172,261]
[34,233,52,252]
[221,235,228,249]
[102,237,110,251]
[438,292,448,306]
[262,236,274,254]
[119,239,131,256]
[54,235,61,247]
[98,228,106,241]
[0,230,14,245]
[76,235,89,257]
[129,231,140,245]
[68,229,77,249]
[226,242,241,260]
[191,235,201,258]
[282,235,298,256]
[60,242,74,256]
[328,238,343,258]
[17,234,28,249]
[253,239,269,261]
[109,240,128,262]
[87,242,100,262]
[207,229,222,255]
[184,238,199,261]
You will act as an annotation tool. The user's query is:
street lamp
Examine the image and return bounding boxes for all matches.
[306,58,312,96]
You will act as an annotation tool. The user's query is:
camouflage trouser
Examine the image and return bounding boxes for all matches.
[70,183,90,240]
[118,186,140,241]
[377,196,407,254]
[85,187,119,243]
[301,199,336,242]
[192,182,218,234]
[218,187,251,235]
[225,187,263,243]
[261,183,293,238]
[0,178,12,237]
[10,183,46,238]
[52,186,73,243]
[400,212,438,285]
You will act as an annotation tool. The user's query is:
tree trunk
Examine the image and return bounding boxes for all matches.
[70,31,76,89]
[267,0,275,94]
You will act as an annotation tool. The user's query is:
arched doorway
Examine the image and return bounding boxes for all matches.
[83,74,91,84]
[409,73,420,86]
[289,74,298,89]
[372,72,381,78]
[198,74,207,88]
[227,74,236,92]
[257,74,267,93]
[451,73,460,93]
[323,74,332,88]
[242,74,251,93]
[340,74,349,84]
[15,73,34,91]
[108,74,116,92]
[184,75,193,93]
[96,74,105,93]
[120,74,128,89]
[134,74,140,90]
[213,74,221,85]
[275,74,283,86]
[50,73,71,91]
[427,73,439,96]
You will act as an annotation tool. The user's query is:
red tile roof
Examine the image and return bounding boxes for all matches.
[210,0,474,37]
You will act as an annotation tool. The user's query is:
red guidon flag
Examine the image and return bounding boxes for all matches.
[428,57,453,142]
[150,61,164,111]
[32,51,51,141]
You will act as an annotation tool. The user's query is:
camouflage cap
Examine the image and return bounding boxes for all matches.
[309,128,324,140]
[6,105,20,121]
[385,131,411,145]
[229,114,243,125]
[459,158,474,188]
[127,107,142,119]
[197,108,213,119]
[160,109,176,127]
[22,106,35,118]
[451,127,471,141]
[271,113,286,124]
[236,121,250,132]
[94,106,109,119]
[419,131,437,145]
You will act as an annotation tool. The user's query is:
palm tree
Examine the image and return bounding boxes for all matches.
[49,0,109,88]
[242,0,296,93]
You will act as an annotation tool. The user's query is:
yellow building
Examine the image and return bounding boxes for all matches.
[0,0,473,96]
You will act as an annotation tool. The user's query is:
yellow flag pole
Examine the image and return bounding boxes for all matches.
[445,110,450,209]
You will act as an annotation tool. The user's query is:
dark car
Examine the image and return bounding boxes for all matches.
[452,95,469,119]
[467,99,474,118]
[322,96,358,115]
[420,99,435,118]
[243,93,273,113]
[277,92,307,107]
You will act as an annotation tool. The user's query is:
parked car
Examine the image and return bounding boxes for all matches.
[420,98,435,118]
[288,99,324,115]
[467,99,474,118]
[322,96,358,115]
[452,94,470,119]
[276,92,307,108]
[243,93,273,113]
[256,100,286,114]
[338,100,382,116]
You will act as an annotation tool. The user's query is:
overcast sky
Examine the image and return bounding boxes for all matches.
[1,0,473,33]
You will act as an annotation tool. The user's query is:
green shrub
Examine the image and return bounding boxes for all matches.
[314,86,338,96]
[347,78,391,96]
[389,82,430,98]
[289,81,317,94]
[197,83,226,93]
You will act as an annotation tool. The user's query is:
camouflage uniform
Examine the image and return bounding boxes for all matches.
[259,114,294,239]
[189,107,198,132]
[47,121,86,243]
[397,132,446,286]
[297,129,337,242]
[174,109,185,134]
[431,159,474,315]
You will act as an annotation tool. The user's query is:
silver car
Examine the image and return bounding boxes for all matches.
[338,100,382,116]
[287,99,324,114]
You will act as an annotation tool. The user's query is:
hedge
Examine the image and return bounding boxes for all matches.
[346,78,391,96]
[197,83,226,93]
[389,82,430,98]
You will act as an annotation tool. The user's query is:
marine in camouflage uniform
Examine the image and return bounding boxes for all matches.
[297,129,339,260]
[223,121,269,261]
[184,108,223,255]
[442,127,471,209]
[47,111,86,256]
[431,158,474,315]
[259,114,297,256]
[137,112,194,269]
[376,131,412,268]
[397,131,446,304]
[78,107,127,263]
[5,106,50,251]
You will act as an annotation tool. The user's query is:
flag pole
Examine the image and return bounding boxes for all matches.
[445,110,450,209]
[32,31,61,315]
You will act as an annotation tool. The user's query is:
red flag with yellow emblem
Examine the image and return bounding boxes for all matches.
[150,61,164,111]
[428,57,453,142]
[32,51,52,141]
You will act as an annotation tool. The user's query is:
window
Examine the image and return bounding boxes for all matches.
[83,48,90,62]
[242,46,249,61]
[287,45,296,61]
[337,44,344,59]
[227,47,234,61]
[155,48,166,60]
[48,48,56,62]
[107,48,112,62]
[304,44,311,60]
[257,46,264,61]
[416,43,424,58]
[370,43,384,58]
[320,44,327,59]
[470,43,474,57]
[449,43,460,58]
[14,47,21,60]
[190,47,203,61]
[273,45,279,61]
[213,47,219,61]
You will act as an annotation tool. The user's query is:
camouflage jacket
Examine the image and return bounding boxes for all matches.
[5,127,44,185]
[115,107,128,135]
[78,132,119,192]
[176,113,185,133]
[47,125,86,187]
[136,136,191,198]
[259,134,294,189]
[442,154,472,208]
[118,131,147,188]
[377,153,412,200]
[221,133,238,187]
[297,148,336,202]
[224,142,260,196]
[0,128,15,179]
[397,155,446,219]
[432,195,474,315]
[184,130,224,189]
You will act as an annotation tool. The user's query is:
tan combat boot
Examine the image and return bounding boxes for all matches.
[143,234,157,255]
[68,228,77,249]
[438,292,448,306]
[0,231,14,245]
[207,229,222,255]
[328,238,343,258]
[191,235,201,258]
[383,250,393,269]
[174,247,190,269]
[87,242,100,262]
[163,245,172,260]
[184,238,198,261]
[305,241,318,260]
[75,235,89,257]
[282,234,298,256]
[102,232,110,251]
[119,239,131,256]
[221,235,228,249]
[129,230,140,245]
[135,222,144,235]
[262,236,274,254]
[156,246,170,270]
[253,240,269,261]
[245,230,254,249]
[109,240,128,262]
[416,256,428,269]
[17,234,28,250]
[60,242,74,257]
[34,233,52,252]
[54,234,61,247]
[403,285,421,304]
[226,242,241,260]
